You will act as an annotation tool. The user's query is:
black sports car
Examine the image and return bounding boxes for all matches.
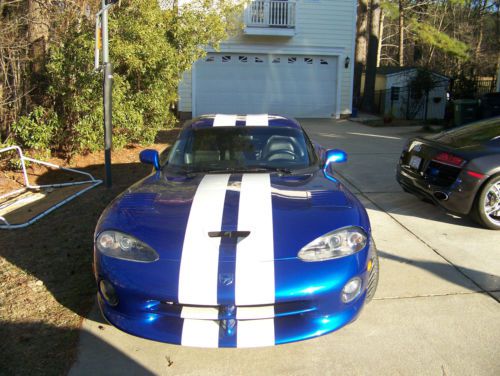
[396,116,500,230]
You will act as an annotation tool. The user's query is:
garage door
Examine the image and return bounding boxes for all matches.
[194,53,337,118]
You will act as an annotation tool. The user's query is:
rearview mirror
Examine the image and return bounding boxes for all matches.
[139,149,160,171]
[324,149,347,169]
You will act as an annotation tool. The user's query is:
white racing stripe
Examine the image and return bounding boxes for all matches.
[181,306,219,320]
[245,114,269,126]
[213,114,237,127]
[178,174,229,305]
[235,174,275,347]
[181,319,220,348]
[237,319,275,348]
[237,305,275,320]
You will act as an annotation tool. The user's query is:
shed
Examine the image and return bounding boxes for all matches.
[362,67,451,120]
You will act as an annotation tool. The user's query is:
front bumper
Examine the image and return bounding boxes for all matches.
[396,163,483,215]
[96,243,378,348]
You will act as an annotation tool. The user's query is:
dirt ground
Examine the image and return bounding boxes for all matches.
[0,129,179,375]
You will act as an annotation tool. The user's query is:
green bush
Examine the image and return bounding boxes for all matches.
[10,106,59,156]
[15,0,241,156]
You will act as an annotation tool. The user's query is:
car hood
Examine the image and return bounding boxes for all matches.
[96,170,369,261]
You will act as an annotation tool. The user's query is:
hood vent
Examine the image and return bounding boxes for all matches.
[208,231,251,239]
[310,191,349,207]
[119,193,157,210]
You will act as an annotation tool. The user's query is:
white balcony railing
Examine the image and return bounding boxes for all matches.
[245,1,296,29]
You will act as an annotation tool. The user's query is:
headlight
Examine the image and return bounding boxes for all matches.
[96,230,159,262]
[298,226,367,262]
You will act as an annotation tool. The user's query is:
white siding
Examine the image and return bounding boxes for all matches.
[178,0,357,116]
[178,70,192,112]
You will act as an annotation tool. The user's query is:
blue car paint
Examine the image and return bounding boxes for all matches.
[94,115,376,347]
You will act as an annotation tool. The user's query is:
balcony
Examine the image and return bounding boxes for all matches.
[244,1,296,37]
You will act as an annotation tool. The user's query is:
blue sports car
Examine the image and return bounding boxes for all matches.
[94,114,379,348]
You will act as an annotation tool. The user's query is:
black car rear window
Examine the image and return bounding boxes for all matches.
[433,117,500,147]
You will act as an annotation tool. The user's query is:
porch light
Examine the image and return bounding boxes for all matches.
[344,56,350,69]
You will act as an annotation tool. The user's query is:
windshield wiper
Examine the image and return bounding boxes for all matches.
[194,166,293,175]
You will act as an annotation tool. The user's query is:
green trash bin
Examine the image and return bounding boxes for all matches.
[453,99,479,127]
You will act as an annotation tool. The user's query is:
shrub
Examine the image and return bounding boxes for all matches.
[10,107,59,156]
[15,0,242,156]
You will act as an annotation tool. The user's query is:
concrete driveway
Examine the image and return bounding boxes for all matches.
[70,119,500,376]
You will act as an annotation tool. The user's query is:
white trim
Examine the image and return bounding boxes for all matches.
[206,44,345,57]
[335,55,342,119]
[383,68,451,81]
[347,0,357,115]
[244,27,295,37]
[192,62,197,119]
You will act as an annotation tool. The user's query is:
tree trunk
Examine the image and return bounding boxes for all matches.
[353,0,369,106]
[28,0,50,106]
[362,0,381,112]
[377,9,384,68]
[398,0,404,66]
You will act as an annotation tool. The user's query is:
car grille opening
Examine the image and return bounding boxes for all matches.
[148,300,315,320]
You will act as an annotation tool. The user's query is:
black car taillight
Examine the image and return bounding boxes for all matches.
[432,152,465,167]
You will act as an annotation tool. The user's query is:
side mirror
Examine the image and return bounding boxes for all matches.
[139,149,160,171]
[324,149,347,169]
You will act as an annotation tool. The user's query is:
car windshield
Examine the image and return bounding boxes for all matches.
[164,126,317,173]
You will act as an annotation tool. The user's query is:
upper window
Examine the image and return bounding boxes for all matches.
[239,56,248,63]
[320,59,329,65]
[222,55,232,63]
[205,56,214,63]
[288,57,297,64]
[304,57,313,65]
[255,57,264,63]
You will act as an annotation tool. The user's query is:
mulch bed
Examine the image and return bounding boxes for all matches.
[0,128,179,375]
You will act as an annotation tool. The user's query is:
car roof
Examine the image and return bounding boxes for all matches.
[184,114,302,130]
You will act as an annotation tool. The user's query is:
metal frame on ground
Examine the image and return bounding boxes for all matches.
[0,145,102,229]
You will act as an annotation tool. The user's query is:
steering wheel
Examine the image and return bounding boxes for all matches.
[265,149,296,161]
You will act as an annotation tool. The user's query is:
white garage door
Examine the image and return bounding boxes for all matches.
[194,53,338,118]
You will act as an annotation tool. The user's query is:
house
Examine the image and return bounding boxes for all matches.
[361,67,450,120]
[177,0,357,119]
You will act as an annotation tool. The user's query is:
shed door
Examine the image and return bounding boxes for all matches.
[194,53,337,118]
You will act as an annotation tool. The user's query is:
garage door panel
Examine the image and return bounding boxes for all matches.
[194,53,337,118]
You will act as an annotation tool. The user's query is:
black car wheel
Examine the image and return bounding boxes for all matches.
[473,174,500,230]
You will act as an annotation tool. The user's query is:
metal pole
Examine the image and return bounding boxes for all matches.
[103,63,113,188]
[101,0,112,187]
[102,0,110,64]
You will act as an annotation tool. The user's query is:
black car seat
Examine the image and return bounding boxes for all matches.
[262,136,298,161]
